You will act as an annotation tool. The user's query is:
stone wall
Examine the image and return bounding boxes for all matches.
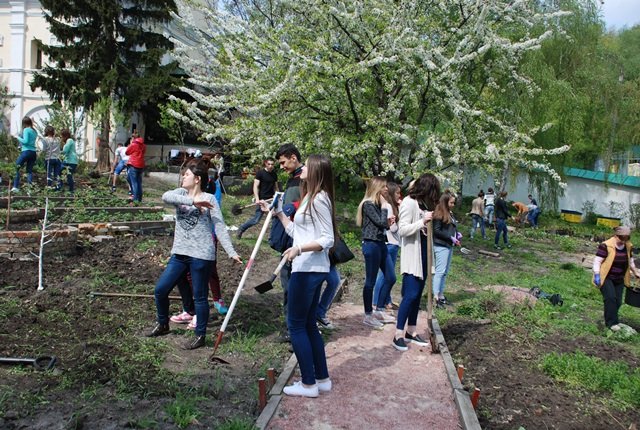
[0,226,78,260]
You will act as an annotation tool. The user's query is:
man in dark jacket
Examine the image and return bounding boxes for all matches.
[494,191,511,250]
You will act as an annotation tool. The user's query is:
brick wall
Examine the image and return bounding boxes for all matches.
[0,226,78,260]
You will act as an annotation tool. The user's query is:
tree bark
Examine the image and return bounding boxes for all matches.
[96,116,111,172]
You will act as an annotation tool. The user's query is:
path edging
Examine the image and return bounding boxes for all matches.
[432,319,482,430]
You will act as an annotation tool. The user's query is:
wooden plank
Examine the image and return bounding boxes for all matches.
[454,390,482,430]
[255,395,282,430]
[269,353,298,396]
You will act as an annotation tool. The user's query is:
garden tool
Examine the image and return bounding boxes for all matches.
[0,355,57,371]
[254,255,289,294]
[210,192,283,364]
[231,198,273,216]
[426,222,440,353]
[460,247,472,255]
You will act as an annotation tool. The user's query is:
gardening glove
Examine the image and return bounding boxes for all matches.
[456,232,463,241]
[450,236,460,246]
[594,273,601,287]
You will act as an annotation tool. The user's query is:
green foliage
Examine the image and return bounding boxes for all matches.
[541,351,640,410]
[216,417,258,430]
[165,392,204,429]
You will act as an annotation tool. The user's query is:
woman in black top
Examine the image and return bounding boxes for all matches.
[494,191,511,249]
[356,176,392,329]
[432,191,460,307]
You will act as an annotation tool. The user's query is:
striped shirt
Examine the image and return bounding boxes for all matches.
[596,243,628,281]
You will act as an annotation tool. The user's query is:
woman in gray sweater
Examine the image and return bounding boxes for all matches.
[147,160,241,350]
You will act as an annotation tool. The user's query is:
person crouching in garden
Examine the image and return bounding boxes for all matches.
[147,160,242,350]
[592,226,640,332]
[265,154,336,398]
[393,173,440,352]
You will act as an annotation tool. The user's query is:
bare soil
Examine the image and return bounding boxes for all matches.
[441,236,640,430]
[0,233,290,429]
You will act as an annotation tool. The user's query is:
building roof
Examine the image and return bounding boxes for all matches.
[564,167,640,188]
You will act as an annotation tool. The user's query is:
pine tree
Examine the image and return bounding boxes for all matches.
[31,0,178,171]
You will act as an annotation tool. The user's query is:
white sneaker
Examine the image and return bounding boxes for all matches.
[363,314,384,330]
[10,187,19,193]
[610,324,621,332]
[187,315,197,330]
[373,310,395,324]
[317,378,332,393]
[283,381,319,398]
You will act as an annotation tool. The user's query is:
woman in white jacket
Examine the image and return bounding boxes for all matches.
[271,154,336,398]
[392,173,441,352]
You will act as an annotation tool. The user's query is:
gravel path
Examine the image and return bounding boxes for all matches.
[267,303,460,430]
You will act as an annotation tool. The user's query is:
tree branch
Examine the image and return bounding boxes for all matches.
[344,79,362,134]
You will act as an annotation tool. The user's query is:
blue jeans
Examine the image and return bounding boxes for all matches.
[287,271,330,385]
[154,254,212,336]
[128,166,144,202]
[494,217,509,245]
[373,244,399,310]
[316,265,341,319]
[433,245,453,297]
[13,150,37,189]
[470,214,486,239]
[238,206,264,235]
[280,262,292,323]
[397,234,427,330]
[63,163,77,193]
[485,205,494,226]
[527,208,540,227]
[362,240,387,314]
[45,159,62,188]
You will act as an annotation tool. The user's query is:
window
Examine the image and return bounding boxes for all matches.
[31,40,43,69]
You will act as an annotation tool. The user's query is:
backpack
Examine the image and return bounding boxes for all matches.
[268,203,295,252]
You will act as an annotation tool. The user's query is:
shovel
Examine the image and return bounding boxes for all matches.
[426,222,439,353]
[231,198,273,216]
[210,192,283,364]
[0,355,57,371]
[254,255,289,294]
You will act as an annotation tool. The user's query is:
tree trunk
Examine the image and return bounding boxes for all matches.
[96,116,111,172]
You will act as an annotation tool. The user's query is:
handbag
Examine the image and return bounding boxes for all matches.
[330,237,355,265]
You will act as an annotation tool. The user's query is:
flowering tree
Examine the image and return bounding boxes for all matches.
[169,0,570,184]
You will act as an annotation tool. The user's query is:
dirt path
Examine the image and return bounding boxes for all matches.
[266,303,461,430]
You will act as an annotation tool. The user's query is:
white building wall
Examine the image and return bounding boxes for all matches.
[0,0,99,161]
[462,169,640,222]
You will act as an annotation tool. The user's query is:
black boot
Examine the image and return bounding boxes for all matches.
[147,323,170,337]
[184,335,206,350]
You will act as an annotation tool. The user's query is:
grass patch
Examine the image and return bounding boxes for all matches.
[217,417,258,430]
[541,351,640,410]
[165,392,205,429]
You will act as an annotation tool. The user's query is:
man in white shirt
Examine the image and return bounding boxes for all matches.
[111,142,132,194]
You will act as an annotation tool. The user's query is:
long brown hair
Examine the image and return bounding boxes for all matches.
[408,173,441,211]
[300,154,337,240]
[384,182,400,219]
[433,191,456,224]
[356,176,387,226]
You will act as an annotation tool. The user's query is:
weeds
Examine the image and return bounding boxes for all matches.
[217,417,258,430]
[541,351,640,410]
[165,392,205,429]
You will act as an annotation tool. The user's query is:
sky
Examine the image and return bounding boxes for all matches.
[601,0,640,30]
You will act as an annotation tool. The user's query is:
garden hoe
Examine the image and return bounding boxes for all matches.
[426,222,440,353]
[210,193,283,364]
[0,355,57,371]
[254,255,289,294]
[231,198,273,216]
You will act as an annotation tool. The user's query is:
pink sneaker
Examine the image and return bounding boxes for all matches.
[187,315,197,330]
[170,311,193,324]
